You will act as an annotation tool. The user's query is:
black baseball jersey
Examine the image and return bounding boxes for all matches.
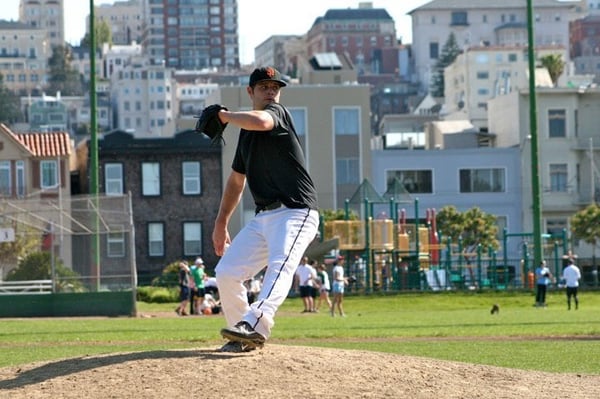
[231,102,318,211]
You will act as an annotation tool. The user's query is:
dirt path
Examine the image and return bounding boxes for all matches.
[0,344,598,398]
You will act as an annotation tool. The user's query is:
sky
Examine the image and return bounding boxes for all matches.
[1,0,430,64]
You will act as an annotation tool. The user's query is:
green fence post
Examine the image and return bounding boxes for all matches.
[458,236,463,288]
[523,241,530,290]
[491,250,498,289]
[503,228,508,268]
[553,241,560,280]
[477,244,482,289]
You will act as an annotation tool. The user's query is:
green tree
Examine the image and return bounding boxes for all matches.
[539,54,565,87]
[571,203,600,263]
[430,32,462,98]
[436,205,464,241]
[0,220,41,276]
[151,260,180,287]
[0,73,24,124]
[80,19,113,50]
[436,205,499,252]
[6,251,84,292]
[47,45,84,96]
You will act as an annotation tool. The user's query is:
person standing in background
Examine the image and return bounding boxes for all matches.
[295,256,317,313]
[316,263,332,313]
[190,257,206,315]
[562,258,581,310]
[331,256,346,317]
[175,261,191,316]
[535,260,552,307]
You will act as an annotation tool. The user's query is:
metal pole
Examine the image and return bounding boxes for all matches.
[591,138,595,202]
[89,0,100,290]
[527,0,543,267]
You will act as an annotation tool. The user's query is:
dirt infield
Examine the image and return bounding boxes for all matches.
[0,344,599,399]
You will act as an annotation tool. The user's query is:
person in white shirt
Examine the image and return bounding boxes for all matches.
[331,256,346,317]
[561,258,581,310]
[295,256,317,313]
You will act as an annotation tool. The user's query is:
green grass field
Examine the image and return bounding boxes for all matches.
[1,290,599,374]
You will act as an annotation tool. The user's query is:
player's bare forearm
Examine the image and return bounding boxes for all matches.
[220,110,274,131]
[213,171,245,255]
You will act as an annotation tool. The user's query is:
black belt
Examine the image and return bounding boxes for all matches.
[256,201,284,214]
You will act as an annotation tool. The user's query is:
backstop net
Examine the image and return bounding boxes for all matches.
[0,193,136,294]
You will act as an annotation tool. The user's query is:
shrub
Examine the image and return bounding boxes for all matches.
[136,285,178,303]
[6,251,85,292]
[151,260,181,287]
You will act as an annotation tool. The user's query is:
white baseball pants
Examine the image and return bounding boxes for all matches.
[216,206,319,339]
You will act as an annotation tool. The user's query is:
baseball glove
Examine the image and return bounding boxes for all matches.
[194,104,228,144]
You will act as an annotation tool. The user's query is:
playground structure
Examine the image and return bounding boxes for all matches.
[322,197,571,293]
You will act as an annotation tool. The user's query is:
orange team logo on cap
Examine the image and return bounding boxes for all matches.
[266,67,275,78]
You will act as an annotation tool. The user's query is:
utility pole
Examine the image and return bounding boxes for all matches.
[526,0,543,268]
[89,0,100,290]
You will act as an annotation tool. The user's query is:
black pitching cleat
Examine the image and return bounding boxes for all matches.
[220,321,266,348]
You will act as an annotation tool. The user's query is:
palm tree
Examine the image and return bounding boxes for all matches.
[539,54,565,87]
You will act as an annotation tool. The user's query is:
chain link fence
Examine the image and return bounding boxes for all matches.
[0,194,136,294]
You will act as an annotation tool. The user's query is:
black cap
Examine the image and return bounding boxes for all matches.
[249,66,287,87]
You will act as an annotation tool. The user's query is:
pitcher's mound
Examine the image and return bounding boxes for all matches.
[0,345,598,398]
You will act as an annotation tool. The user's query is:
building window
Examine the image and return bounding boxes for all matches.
[105,163,123,195]
[386,169,433,194]
[451,11,468,26]
[334,108,359,135]
[336,158,360,184]
[0,161,10,196]
[16,160,25,198]
[548,109,566,138]
[289,108,306,136]
[476,71,489,79]
[495,216,507,242]
[460,168,505,193]
[107,225,125,257]
[182,161,201,195]
[183,222,202,256]
[142,162,160,196]
[40,160,58,189]
[549,164,568,192]
[476,54,489,64]
[148,222,164,256]
[546,218,567,238]
[429,42,439,59]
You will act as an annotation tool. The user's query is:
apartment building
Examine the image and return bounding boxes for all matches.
[141,0,239,69]
[488,86,600,258]
[110,56,176,137]
[19,0,64,49]
[570,15,600,82]
[95,0,144,46]
[175,80,219,131]
[254,35,305,74]
[371,146,523,259]
[409,0,582,93]
[305,5,397,75]
[444,44,566,130]
[0,20,49,96]
[75,129,222,281]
